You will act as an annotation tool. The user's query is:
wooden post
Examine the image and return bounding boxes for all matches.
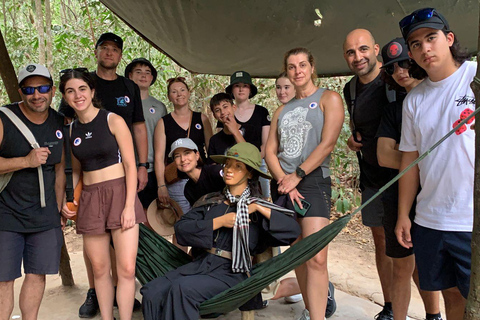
[241,310,255,320]
[0,28,20,103]
[59,233,75,286]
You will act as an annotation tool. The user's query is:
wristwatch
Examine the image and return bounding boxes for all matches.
[138,162,150,169]
[295,166,306,179]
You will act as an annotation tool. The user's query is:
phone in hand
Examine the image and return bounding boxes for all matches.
[293,199,311,217]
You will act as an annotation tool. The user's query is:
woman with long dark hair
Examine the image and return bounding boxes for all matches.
[60,69,145,320]
[265,48,344,320]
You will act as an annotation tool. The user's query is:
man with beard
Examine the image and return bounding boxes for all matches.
[342,29,395,320]
[0,64,65,320]
[59,33,147,318]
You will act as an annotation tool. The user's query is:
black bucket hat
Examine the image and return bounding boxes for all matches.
[225,71,258,99]
[124,58,158,86]
[381,38,409,68]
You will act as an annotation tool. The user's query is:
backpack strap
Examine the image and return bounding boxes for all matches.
[349,75,357,131]
[64,123,74,202]
[0,107,46,207]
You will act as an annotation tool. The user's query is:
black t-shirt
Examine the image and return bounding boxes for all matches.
[376,98,404,202]
[0,103,64,232]
[343,74,400,189]
[163,111,208,164]
[58,72,144,129]
[184,164,225,206]
[216,105,270,150]
[207,124,256,162]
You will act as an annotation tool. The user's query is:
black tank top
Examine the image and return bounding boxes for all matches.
[163,111,207,164]
[71,109,121,171]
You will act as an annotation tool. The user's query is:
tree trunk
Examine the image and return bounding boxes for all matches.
[464,3,480,319]
[0,28,20,103]
[34,0,45,64]
[59,233,75,286]
[45,0,53,72]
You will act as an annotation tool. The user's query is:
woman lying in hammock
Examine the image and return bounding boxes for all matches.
[141,142,301,320]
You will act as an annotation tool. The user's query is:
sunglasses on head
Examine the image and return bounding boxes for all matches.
[385,60,412,76]
[20,85,52,95]
[167,76,186,83]
[399,8,446,37]
[59,67,89,76]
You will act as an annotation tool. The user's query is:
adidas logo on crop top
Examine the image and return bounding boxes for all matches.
[71,109,122,171]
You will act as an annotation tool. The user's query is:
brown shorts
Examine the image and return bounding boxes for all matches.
[76,177,146,234]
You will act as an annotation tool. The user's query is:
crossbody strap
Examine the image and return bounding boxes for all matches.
[64,123,74,202]
[0,107,46,207]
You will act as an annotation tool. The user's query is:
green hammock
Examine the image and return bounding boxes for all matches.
[135,108,478,315]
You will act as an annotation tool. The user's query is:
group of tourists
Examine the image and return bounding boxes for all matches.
[0,6,474,320]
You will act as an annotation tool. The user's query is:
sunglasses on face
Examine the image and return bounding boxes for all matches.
[385,60,412,76]
[20,85,52,95]
[59,67,89,76]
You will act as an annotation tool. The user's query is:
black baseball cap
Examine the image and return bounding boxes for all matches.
[124,58,157,86]
[95,32,123,50]
[381,38,409,68]
[400,8,450,40]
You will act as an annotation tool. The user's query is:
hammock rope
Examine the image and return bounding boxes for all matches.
[136,107,478,315]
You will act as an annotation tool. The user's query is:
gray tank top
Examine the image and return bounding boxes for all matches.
[277,88,330,178]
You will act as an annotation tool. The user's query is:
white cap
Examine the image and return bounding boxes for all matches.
[18,64,52,85]
[168,138,199,158]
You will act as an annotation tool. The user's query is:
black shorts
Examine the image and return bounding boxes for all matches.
[382,200,415,258]
[138,171,158,209]
[0,227,63,281]
[289,167,331,219]
[412,223,472,298]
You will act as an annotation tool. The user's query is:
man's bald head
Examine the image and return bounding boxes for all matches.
[343,29,376,51]
[343,28,380,81]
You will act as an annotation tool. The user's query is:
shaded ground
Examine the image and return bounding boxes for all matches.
[10,216,444,320]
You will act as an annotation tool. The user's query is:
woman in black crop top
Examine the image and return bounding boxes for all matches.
[60,70,146,320]
[154,77,213,213]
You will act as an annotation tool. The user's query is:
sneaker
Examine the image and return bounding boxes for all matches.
[374,306,394,320]
[78,288,99,318]
[325,281,336,318]
[262,300,269,308]
[284,293,303,303]
[298,309,310,320]
[426,315,443,320]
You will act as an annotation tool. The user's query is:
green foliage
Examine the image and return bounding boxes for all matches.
[0,0,360,214]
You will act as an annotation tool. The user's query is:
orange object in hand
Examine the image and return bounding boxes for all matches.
[66,179,83,221]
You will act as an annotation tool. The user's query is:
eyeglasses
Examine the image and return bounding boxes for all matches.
[20,85,53,95]
[167,76,186,83]
[59,67,89,76]
[385,60,412,76]
[399,8,446,37]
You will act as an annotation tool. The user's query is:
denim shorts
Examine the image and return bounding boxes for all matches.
[0,227,63,281]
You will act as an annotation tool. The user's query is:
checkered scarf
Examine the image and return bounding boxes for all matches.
[225,187,253,273]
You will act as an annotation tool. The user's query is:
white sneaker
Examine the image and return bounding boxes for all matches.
[284,293,303,303]
[297,309,310,320]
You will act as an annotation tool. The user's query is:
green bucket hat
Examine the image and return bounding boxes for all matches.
[210,142,271,179]
[225,71,258,99]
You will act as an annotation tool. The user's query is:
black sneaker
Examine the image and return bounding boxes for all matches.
[78,288,99,318]
[374,306,394,320]
[325,281,336,318]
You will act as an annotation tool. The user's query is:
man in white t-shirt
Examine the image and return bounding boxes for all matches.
[125,58,167,211]
[395,8,475,319]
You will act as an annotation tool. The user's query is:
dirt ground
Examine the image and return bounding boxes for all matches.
[9,214,444,320]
